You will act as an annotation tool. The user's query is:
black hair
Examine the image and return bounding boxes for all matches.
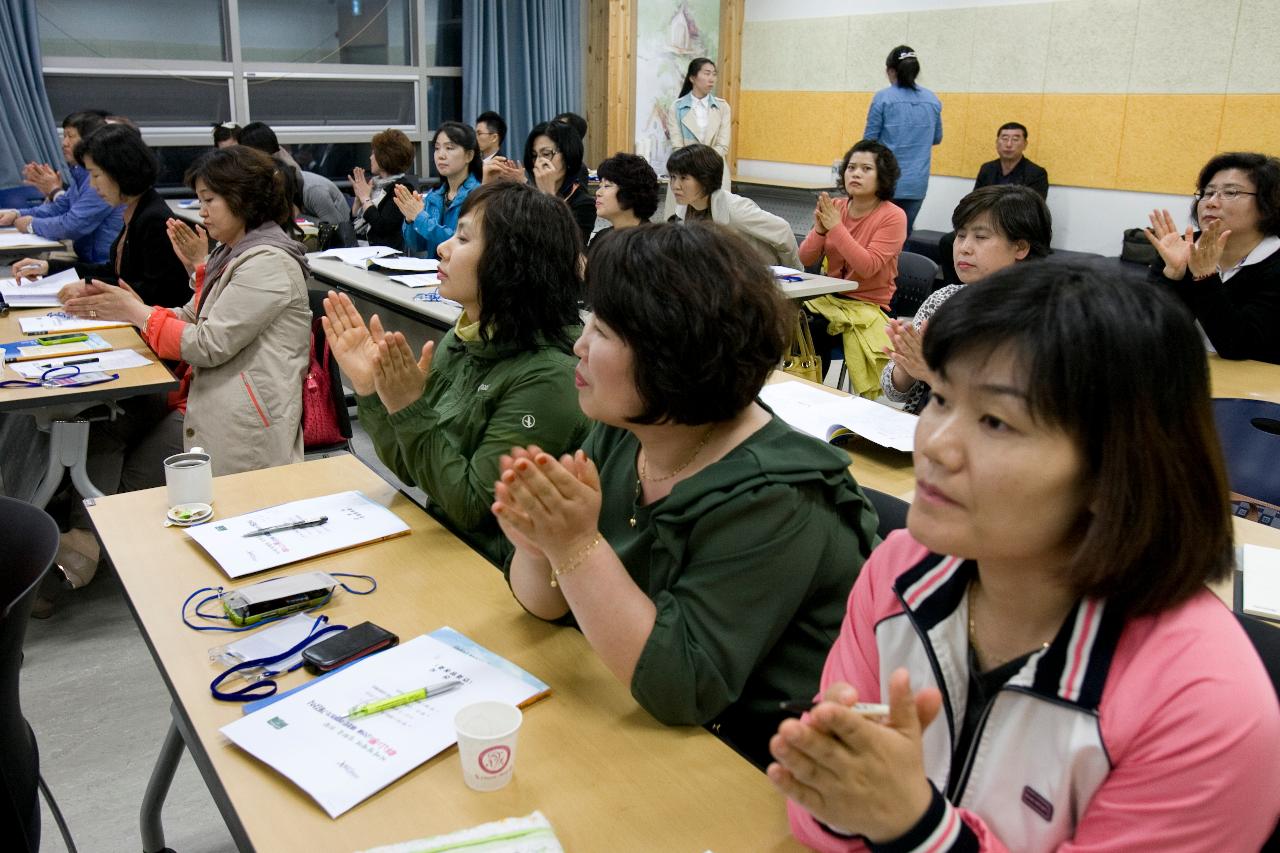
[61,111,108,140]
[460,182,582,351]
[432,121,483,181]
[237,121,280,155]
[586,223,789,425]
[840,139,900,200]
[921,262,1232,617]
[596,152,660,221]
[997,122,1029,139]
[522,121,585,195]
[665,144,723,199]
[212,121,241,146]
[73,123,157,196]
[475,110,507,145]
[552,111,587,139]
[678,57,716,98]
[185,145,291,232]
[885,45,920,89]
[951,185,1052,257]
[1192,151,1280,236]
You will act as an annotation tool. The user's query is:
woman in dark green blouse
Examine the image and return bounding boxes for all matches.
[492,222,880,768]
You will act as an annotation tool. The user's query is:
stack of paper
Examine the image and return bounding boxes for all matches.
[18,312,131,334]
[313,246,399,268]
[367,256,439,273]
[222,633,549,817]
[1241,544,1280,621]
[759,380,918,452]
[9,348,152,378]
[0,268,80,308]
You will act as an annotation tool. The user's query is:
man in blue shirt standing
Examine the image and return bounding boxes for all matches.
[0,111,123,264]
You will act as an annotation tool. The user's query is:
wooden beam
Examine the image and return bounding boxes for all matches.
[718,0,744,177]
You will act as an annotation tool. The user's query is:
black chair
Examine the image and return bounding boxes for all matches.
[1212,399,1280,510]
[888,251,940,319]
[304,290,353,457]
[864,487,910,540]
[1236,613,1280,849]
[0,496,72,852]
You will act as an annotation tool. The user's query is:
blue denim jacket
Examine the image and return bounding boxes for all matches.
[402,174,480,258]
[20,167,123,263]
[863,85,943,200]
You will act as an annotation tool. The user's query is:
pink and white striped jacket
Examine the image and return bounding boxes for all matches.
[787,530,1280,853]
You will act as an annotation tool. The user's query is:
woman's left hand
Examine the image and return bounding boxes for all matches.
[768,669,943,842]
[372,331,433,414]
[1187,218,1231,279]
[392,183,424,222]
[494,448,603,565]
[61,279,151,327]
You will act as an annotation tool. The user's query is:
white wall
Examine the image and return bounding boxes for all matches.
[736,159,1191,256]
[744,0,1053,22]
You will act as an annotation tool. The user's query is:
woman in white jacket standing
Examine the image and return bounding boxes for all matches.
[664,57,731,218]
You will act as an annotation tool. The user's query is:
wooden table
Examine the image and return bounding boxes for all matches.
[308,254,461,330]
[87,454,801,852]
[0,306,176,505]
[1209,355,1280,404]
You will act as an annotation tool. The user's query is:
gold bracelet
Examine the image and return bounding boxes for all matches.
[550,533,602,588]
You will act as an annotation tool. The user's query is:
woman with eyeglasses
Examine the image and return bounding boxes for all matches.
[523,120,596,246]
[395,121,481,259]
[1145,151,1280,364]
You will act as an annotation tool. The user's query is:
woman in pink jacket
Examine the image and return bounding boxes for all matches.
[769,261,1280,852]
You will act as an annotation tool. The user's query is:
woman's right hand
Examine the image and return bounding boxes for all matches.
[392,183,424,222]
[0,209,18,227]
[532,158,563,196]
[349,166,372,208]
[320,290,385,396]
[12,257,48,281]
[493,448,550,560]
[1144,209,1194,279]
[165,218,209,274]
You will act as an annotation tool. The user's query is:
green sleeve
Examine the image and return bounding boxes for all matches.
[629,482,849,725]
[372,366,589,533]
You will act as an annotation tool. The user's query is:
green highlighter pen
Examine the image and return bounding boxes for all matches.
[345,680,463,719]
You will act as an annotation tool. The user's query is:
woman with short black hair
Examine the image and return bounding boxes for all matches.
[13,123,188,307]
[1146,150,1280,363]
[324,182,592,565]
[493,222,880,769]
[771,262,1280,852]
[396,121,481,259]
[592,152,659,235]
[666,144,801,268]
[522,120,595,245]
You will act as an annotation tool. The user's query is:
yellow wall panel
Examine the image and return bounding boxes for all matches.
[930,93,968,177]
[960,94,1044,177]
[1116,95,1224,194]
[1036,94,1126,189]
[1218,95,1280,157]
[838,92,874,153]
[738,91,859,165]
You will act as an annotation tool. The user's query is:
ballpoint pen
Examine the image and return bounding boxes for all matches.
[242,515,329,537]
[346,680,463,719]
[40,356,98,369]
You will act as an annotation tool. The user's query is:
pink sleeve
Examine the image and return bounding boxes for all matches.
[823,205,907,280]
[799,228,826,268]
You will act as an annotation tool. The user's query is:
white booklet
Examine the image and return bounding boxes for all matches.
[760,380,918,452]
[18,311,131,334]
[313,246,398,267]
[368,256,439,272]
[388,273,440,288]
[222,634,546,818]
[0,268,80,307]
[9,348,152,378]
[184,490,410,579]
[1241,543,1280,621]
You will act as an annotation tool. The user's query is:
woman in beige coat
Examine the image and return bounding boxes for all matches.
[663,57,731,218]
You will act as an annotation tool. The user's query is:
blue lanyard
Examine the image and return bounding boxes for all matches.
[180,572,377,633]
[0,363,120,389]
[209,615,347,701]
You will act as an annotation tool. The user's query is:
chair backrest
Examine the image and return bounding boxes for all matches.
[1212,398,1280,508]
[0,497,60,852]
[864,487,910,541]
[889,251,940,318]
[0,186,44,211]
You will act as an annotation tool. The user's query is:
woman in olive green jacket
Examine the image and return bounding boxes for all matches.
[323,182,591,565]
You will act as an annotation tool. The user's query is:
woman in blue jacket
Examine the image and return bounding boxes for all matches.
[396,121,481,258]
[864,46,942,235]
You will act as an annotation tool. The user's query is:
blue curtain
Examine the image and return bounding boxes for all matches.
[462,0,581,163]
[0,0,61,187]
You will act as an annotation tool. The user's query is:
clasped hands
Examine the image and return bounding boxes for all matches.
[22,161,63,197]
[1145,209,1230,280]
[883,318,933,392]
[165,218,209,274]
[0,209,35,232]
[491,445,602,567]
[813,192,841,236]
[320,290,433,414]
[349,166,374,209]
[768,669,942,843]
[483,156,526,186]
[392,183,425,223]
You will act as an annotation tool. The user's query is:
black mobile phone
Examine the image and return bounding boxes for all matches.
[301,621,398,673]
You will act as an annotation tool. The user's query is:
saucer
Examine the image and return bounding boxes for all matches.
[166,502,214,527]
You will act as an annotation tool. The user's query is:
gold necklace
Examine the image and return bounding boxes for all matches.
[967,579,1049,670]
[629,426,715,528]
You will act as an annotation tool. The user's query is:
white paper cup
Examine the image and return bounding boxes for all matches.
[454,701,522,792]
[164,446,212,508]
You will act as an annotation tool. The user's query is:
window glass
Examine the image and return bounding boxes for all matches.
[422,0,462,66]
[425,77,463,133]
[153,146,214,189]
[37,0,226,60]
[239,0,415,66]
[44,75,232,127]
[248,78,414,127]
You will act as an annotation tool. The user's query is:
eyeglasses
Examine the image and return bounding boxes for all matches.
[534,148,560,160]
[476,130,497,138]
[1194,187,1257,202]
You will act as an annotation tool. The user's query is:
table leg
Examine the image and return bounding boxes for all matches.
[28,418,104,508]
[140,712,186,853]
